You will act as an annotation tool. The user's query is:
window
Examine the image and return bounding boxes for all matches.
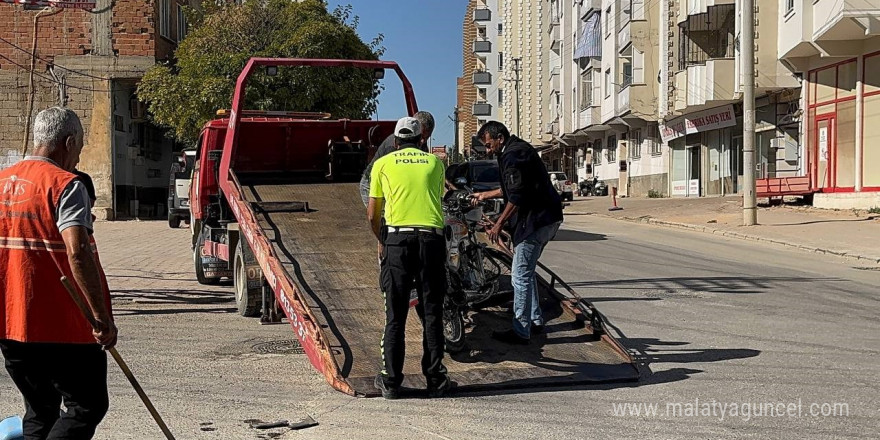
[498,52,504,71]
[478,88,487,101]
[604,7,611,36]
[159,0,172,40]
[785,0,795,15]
[580,68,593,110]
[629,129,641,159]
[649,126,662,155]
[498,89,504,106]
[604,69,612,98]
[606,135,617,163]
[620,46,633,88]
[498,23,503,35]
[592,139,602,164]
[177,3,187,41]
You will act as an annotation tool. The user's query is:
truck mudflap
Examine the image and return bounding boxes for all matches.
[230,181,638,397]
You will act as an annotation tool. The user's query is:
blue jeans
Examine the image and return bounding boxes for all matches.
[510,221,561,338]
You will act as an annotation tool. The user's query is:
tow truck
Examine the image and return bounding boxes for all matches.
[189,58,638,396]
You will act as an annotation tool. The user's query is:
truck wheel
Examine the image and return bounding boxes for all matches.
[194,227,221,285]
[168,214,181,229]
[234,240,262,317]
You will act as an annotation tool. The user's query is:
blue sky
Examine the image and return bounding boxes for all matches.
[327,1,467,148]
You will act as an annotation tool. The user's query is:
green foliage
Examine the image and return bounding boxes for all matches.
[137,0,384,143]
[647,189,664,198]
[868,206,880,214]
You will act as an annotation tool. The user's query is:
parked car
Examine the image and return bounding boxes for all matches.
[168,148,196,228]
[549,171,574,201]
[578,177,608,197]
[446,160,501,191]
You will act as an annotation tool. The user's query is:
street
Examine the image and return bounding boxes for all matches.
[0,217,877,439]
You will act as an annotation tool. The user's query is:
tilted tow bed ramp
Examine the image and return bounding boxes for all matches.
[239,180,639,396]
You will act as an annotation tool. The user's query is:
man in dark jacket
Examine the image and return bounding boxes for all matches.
[471,121,563,344]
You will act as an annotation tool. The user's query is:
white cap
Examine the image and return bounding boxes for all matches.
[394,116,422,139]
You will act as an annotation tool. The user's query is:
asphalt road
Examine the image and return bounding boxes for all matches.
[0,217,877,439]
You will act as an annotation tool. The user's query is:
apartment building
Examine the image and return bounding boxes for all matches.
[778,0,880,209]
[661,0,800,198]
[500,0,548,146]
[0,0,191,219]
[561,0,664,197]
[457,0,506,157]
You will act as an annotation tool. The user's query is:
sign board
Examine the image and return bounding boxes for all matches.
[1,0,95,9]
[660,104,736,143]
[431,146,447,161]
[672,179,700,197]
[818,127,828,162]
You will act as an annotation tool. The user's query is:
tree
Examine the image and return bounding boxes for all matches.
[137,0,384,143]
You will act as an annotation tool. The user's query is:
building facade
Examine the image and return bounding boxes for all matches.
[661,0,800,198]
[0,0,190,219]
[778,0,880,209]
[458,0,506,157]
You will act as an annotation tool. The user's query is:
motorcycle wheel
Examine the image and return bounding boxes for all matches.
[443,297,465,353]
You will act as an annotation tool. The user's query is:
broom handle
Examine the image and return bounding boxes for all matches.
[60,276,176,440]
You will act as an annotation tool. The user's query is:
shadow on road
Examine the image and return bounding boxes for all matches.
[552,229,607,242]
[111,288,236,316]
[567,276,838,295]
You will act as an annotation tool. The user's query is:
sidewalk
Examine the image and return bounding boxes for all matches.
[564,195,880,264]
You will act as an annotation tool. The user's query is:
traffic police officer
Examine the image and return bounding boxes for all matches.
[367,116,450,399]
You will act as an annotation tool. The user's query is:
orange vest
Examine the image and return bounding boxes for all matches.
[0,159,111,344]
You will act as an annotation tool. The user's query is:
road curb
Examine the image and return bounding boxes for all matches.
[566,211,880,264]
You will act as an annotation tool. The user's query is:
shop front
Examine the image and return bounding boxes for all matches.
[662,104,741,197]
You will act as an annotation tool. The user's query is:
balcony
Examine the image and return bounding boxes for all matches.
[474,8,491,21]
[550,67,560,92]
[579,0,601,19]
[550,23,561,52]
[678,0,735,24]
[812,0,880,47]
[617,86,631,114]
[473,40,491,53]
[579,105,600,129]
[473,71,492,85]
[617,19,631,51]
[545,120,559,135]
[473,102,492,116]
[674,59,735,110]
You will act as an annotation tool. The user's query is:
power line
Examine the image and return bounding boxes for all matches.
[0,36,109,80]
[0,53,109,92]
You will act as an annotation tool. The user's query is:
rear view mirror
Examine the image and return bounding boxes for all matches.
[373,68,385,80]
[455,177,468,186]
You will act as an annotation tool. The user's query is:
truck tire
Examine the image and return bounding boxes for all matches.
[194,227,221,285]
[168,213,181,229]
[234,240,262,317]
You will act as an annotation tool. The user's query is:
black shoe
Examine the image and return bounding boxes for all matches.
[427,377,453,398]
[532,323,545,334]
[374,374,399,399]
[492,329,530,345]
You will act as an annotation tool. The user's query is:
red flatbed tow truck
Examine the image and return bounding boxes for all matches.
[189,58,638,396]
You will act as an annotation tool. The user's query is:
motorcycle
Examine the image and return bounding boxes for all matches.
[578,177,608,197]
[441,179,511,352]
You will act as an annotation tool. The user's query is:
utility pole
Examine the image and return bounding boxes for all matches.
[513,57,522,136]
[742,0,757,226]
[450,107,460,163]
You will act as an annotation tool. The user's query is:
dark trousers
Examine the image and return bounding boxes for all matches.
[379,231,448,388]
[0,340,108,440]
